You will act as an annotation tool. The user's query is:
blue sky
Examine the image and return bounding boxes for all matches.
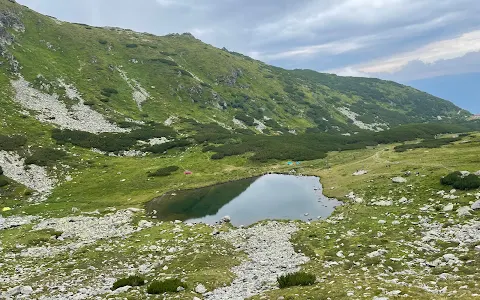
[17,0,480,113]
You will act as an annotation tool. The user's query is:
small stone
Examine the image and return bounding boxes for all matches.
[372,200,393,206]
[443,203,454,212]
[392,177,407,183]
[177,286,185,292]
[386,290,401,296]
[195,284,207,294]
[378,220,386,224]
[113,285,131,294]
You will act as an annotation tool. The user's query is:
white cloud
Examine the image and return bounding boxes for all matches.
[359,30,480,73]
[254,0,461,42]
[254,38,369,61]
[328,67,372,78]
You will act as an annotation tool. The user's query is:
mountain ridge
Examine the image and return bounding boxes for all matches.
[0,0,471,139]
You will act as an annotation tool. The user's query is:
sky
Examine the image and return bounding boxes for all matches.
[16,0,480,113]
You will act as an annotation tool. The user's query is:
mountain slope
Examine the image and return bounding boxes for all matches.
[0,0,471,137]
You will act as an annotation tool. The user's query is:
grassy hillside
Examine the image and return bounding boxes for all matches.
[0,0,471,137]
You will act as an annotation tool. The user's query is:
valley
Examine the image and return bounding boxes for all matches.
[1,0,480,299]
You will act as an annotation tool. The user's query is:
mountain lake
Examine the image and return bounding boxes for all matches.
[146,174,342,226]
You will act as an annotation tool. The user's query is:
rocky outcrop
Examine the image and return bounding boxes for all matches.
[0,215,38,230]
[0,10,24,47]
[0,150,56,194]
[11,77,126,133]
[22,209,140,258]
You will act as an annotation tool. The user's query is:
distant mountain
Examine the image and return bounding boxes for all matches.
[0,0,471,139]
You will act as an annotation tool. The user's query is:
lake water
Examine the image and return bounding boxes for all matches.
[146,174,341,226]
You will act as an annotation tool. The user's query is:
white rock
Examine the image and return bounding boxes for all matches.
[457,206,472,217]
[353,170,368,176]
[336,251,345,258]
[378,220,386,224]
[443,203,454,212]
[195,284,207,294]
[392,177,407,183]
[20,286,33,295]
[372,200,393,207]
[113,286,131,294]
[367,249,387,258]
[138,220,153,228]
[471,200,480,210]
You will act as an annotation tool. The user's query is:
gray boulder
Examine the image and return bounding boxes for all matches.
[471,200,480,210]
[457,206,472,217]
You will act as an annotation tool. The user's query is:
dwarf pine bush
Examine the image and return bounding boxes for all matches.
[277,272,316,288]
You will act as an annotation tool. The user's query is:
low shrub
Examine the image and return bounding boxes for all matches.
[0,166,3,175]
[453,174,480,190]
[440,171,462,186]
[277,271,316,288]
[0,134,27,151]
[441,171,480,190]
[144,140,192,154]
[98,39,108,45]
[52,124,175,153]
[149,58,178,66]
[394,137,460,152]
[101,87,118,97]
[148,166,179,177]
[112,275,145,290]
[0,177,9,187]
[147,278,186,294]
[126,43,138,48]
[25,148,66,166]
[235,112,255,126]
